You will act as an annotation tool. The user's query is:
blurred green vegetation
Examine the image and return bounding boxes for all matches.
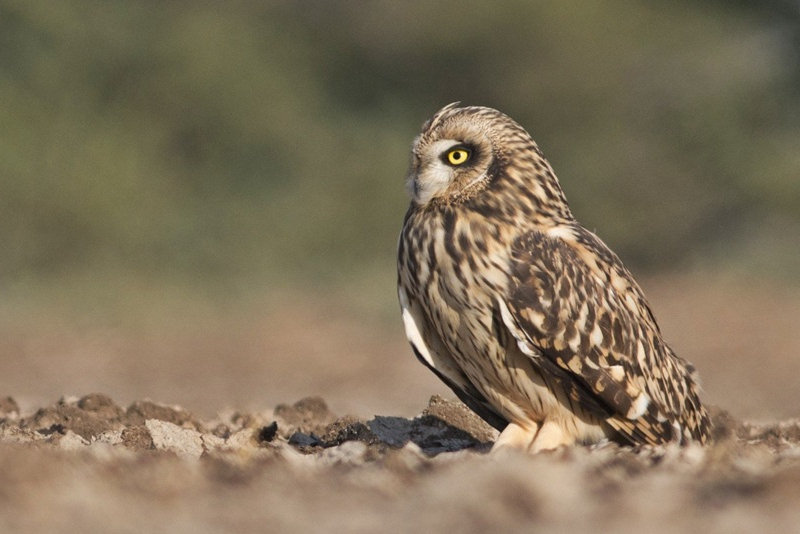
[1,1,799,313]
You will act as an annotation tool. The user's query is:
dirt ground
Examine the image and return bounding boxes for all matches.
[1,275,800,533]
[1,393,800,533]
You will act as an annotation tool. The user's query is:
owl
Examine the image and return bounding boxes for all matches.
[397,103,711,452]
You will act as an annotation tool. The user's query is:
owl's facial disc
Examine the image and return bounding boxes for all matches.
[407,138,488,205]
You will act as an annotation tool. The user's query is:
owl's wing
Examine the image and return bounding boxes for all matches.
[498,228,677,445]
[399,286,509,432]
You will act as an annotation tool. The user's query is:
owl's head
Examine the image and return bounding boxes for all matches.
[405,103,572,220]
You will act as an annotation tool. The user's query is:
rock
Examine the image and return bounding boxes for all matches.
[126,400,198,429]
[274,397,336,437]
[319,416,381,447]
[58,430,89,450]
[367,413,484,456]
[422,395,498,444]
[145,419,204,459]
[95,429,124,446]
[257,422,278,443]
[77,394,125,420]
[0,397,19,419]
[121,425,155,451]
[201,433,226,452]
[288,432,322,449]
[20,398,122,440]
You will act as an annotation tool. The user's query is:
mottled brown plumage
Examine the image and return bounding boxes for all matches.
[397,103,710,451]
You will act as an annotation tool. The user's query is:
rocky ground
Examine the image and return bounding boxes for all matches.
[1,393,800,534]
[2,278,799,532]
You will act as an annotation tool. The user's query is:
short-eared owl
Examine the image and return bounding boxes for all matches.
[397,103,710,452]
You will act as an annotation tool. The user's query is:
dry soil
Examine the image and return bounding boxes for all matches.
[1,276,799,533]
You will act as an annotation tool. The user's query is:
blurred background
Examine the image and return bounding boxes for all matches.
[1,1,798,421]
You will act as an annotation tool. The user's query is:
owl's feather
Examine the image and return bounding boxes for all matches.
[397,103,711,451]
[500,225,705,444]
[399,284,508,431]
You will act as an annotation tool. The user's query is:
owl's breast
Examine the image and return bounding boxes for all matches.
[399,207,611,434]
[402,209,515,372]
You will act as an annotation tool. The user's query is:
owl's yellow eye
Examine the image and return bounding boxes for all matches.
[445,147,471,166]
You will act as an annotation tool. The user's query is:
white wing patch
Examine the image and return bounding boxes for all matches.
[626,392,651,420]
[589,324,604,346]
[496,298,524,342]
[496,298,542,359]
[398,287,435,368]
[607,365,625,381]
[545,226,576,241]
